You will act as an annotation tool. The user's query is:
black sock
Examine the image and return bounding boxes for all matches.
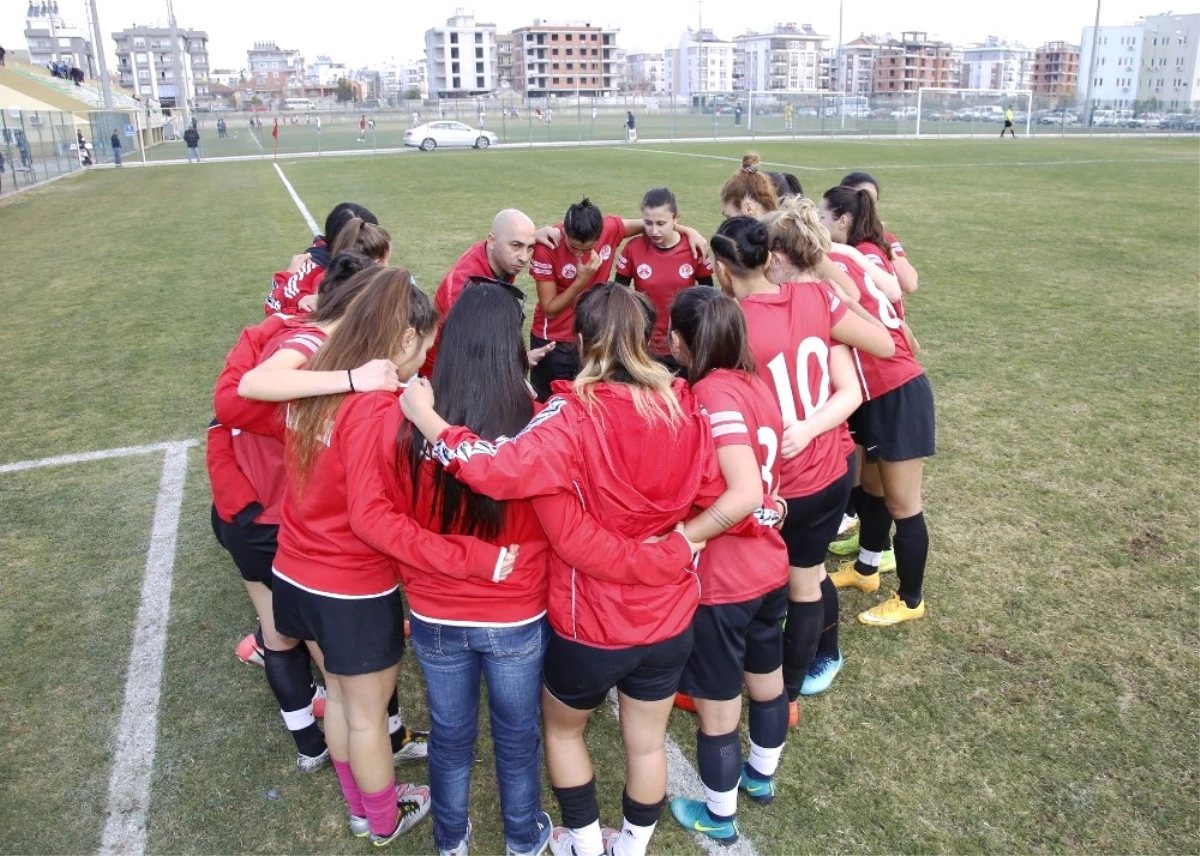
[264,645,326,757]
[747,692,788,758]
[782,600,823,701]
[695,730,741,820]
[817,576,839,655]
[855,490,893,574]
[554,778,600,830]
[893,511,928,608]
[387,689,407,751]
[845,483,862,518]
[622,789,666,826]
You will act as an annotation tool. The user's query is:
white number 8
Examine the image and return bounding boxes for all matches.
[862,271,901,330]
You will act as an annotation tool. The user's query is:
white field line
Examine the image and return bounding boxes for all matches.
[606,690,760,856]
[98,440,195,856]
[0,440,195,474]
[273,162,320,235]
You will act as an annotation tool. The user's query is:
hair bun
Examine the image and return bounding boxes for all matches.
[746,220,769,245]
[741,152,761,172]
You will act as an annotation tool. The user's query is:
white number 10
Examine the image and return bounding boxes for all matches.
[766,336,831,422]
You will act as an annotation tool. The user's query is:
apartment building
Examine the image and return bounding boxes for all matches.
[960,36,1031,90]
[114,25,210,107]
[734,23,828,92]
[425,13,498,98]
[872,31,956,96]
[673,29,734,97]
[1031,41,1079,100]
[1137,13,1200,109]
[245,41,304,101]
[511,20,620,98]
[24,2,94,76]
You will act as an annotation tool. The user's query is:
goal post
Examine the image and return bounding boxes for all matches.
[916,88,1034,137]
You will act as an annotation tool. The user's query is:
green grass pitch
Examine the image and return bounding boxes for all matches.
[0,136,1196,855]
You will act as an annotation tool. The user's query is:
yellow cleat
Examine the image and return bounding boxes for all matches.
[857,593,926,626]
[829,563,880,593]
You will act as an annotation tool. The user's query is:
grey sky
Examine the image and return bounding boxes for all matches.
[1,0,1185,72]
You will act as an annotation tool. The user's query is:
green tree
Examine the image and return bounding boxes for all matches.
[403,87,421,100]
[250,95,262,107]
[335,78,356,104]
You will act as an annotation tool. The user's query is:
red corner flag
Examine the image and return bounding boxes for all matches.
[271,117,279,159]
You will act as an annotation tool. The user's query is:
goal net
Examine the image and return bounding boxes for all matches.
[915,88,1033,137]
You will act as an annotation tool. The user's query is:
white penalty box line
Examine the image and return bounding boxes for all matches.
[1,438,198,856]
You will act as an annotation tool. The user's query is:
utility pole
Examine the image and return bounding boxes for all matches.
[87,0,114,109]
[838,0,845,128]
[1082,0,1102,127]
[698,0,704,106]
[166,0,191,127]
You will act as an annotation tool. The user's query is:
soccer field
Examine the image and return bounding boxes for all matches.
[0,137,1197,855]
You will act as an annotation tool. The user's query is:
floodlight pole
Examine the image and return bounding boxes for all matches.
[838,0,846,129]
[1082,0,1102,128]
[166,0,191,127]
[87,0,114,109]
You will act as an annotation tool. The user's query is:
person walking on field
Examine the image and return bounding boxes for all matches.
[1001,107,1016,139]
[184,124,202,162]
[110,129,123,166]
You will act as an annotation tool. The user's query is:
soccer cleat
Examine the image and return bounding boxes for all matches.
[858,593,926,627]
[801,650,844,696]
[673,692,697,713]
[829,563,880,593]
[827,530,859,557]
[350,814,371,838]
[506,810,551,856]
[441,818,472,856]
[547,827,577,856]
[670,797,739,844]
[738,763,777,804]
[311,684,326,719]
[837,513,859,536]
[394,727,429,762]
[787,700,800,729]
[235,633,265,667]
[370,785,432,846]
[296,747,330,773]
[877,550,897,574]
[600,828,620,856]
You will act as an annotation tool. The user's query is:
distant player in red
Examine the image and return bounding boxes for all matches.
[421,208,538,377]
[275,268,444,845]
[712,207,893,716]
[528,198,709,400]
[615,187,714,372]
[263,202,379,316]
[402,283,774,856]
[664,287,791,844]
[819,186,936,628]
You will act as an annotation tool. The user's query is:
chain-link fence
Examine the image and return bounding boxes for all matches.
[0,106,155,196]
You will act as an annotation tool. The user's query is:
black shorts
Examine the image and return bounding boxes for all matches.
[210,504,278,586]
[530,335,581,402]
[1004,120,1014,128]
[543,626,694,710]
[272,573,405,675]
[781,467,854,567]
[851,374,936,463]
[679,585,788,701]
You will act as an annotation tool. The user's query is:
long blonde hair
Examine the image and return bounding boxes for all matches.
[287,267,436,493]
[572,283,683,427]
[763,196,831,275]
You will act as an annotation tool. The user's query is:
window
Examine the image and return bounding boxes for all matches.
[553,77,559,84]
[476,47,483,58]
[552,48,559,56]
[136,52,148,63]
[453,76,460,87]
[477,76,485,87]
[567,77,574,83]
[134,37,145,47]
[452,62,459,73]
[476,62,483,73]
[450,33,458,44]
[451,47,459,59]
[475,32,483,43]
[552,33,559,41]
[552,63,559,70]
[566,48,573,56]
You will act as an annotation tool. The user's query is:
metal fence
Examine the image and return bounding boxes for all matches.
[0,106,152,196]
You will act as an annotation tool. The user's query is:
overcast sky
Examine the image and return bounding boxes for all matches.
[1,0,1186,71]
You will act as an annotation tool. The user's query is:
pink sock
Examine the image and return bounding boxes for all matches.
[332,759,365,817]
[360,779,399,837]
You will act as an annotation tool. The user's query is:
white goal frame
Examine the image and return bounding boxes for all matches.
[916,88,1034,137]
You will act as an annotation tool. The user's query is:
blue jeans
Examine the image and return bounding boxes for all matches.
[411,615,548,853]
[186,146,200,162]
[113,148,122,165]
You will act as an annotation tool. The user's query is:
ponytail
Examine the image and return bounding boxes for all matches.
[821,186,893,259]
[329,217,392,262]
[719,152,779,214]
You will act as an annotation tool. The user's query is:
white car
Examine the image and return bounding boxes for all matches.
[404,121,497,151]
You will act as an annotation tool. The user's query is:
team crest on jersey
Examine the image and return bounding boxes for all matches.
[561,263,577,279]
[679,264,694,278]
[599,245,612,261]
[636,263,652,279]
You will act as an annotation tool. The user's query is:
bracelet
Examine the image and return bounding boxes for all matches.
[774,497,789,526]
[347,369,356,393]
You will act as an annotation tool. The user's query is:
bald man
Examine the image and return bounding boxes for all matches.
[422,209,538,376]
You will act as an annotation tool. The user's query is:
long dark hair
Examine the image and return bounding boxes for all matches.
[670,288,755,384]
[822,186,893,259]
[404,282,533,540]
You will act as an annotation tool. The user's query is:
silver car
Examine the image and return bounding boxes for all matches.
[404,121,498,151]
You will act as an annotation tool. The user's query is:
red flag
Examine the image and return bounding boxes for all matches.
[271,118,279,140]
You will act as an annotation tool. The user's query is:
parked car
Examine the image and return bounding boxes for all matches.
[797,107,818,118]
[404,121,498,151]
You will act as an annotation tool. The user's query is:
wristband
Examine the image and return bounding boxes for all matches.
[347,369,356,393]
[492,547,509,583]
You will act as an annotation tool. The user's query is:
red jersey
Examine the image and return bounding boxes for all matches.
[529,215,626,342]
[430,379,779,648]
[274,393,505,598]
[884,231,907,260]
[740,282,849,499]
[828,251,923,400]
[422,240,515,377]
[229,323,326,525]
[264,258,325,317]
[616,235,714,356]
[692,370,789,605]
[857,239,906,320]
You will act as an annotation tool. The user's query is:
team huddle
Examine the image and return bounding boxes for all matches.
[205,152,935,855]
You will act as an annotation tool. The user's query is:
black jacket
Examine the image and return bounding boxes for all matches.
[111,132,121,149]
[183,128,200,147]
